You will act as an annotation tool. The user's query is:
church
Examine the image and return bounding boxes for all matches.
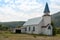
[21,3,53,35]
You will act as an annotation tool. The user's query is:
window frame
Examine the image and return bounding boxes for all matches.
[29,26,30,31]
[33,26,35,31]
[48,25,51,29]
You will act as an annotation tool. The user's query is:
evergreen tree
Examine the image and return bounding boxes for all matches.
[51,21,56,36]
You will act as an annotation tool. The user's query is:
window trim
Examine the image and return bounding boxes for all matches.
[29,27,30,31]
[33,26,35,31]
[48,25,51,29]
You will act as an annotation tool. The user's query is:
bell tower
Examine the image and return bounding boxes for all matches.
[43,2,51,26]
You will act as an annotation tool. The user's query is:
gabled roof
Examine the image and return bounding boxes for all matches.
[44,2,50,13]
[23,17,42,26]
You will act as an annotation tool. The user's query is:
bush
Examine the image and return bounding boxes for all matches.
[0,24,9,31]
[56,28,60,34]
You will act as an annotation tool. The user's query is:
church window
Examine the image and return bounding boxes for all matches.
[29,27,30,31]
[48,26,51,29]
[33,27,35,31]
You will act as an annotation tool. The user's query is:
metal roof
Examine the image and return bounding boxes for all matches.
[23,17,42,26]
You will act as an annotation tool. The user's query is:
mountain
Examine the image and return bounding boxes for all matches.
[0,21,25,28]
[52,12,60,27]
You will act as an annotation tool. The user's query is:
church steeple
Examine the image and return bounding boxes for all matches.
[44,2,50,15]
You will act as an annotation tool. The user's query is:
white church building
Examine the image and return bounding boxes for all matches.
[21,3,53,35]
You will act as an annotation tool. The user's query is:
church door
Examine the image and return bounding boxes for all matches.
[47,25,52,35]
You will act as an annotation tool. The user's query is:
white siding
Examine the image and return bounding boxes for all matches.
[21,28,25,33]
[25,25,39,34]
[43,16,51,26]
[41,28,46,34]
[41,25,53,35]
[38,21,43,34]
[32,25,39,34]
[46,25,53,35]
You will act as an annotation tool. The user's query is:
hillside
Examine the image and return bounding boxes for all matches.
[0,21,25,28]
[52,12,60,27]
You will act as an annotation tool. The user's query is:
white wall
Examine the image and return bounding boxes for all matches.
[21,28,25,33]
[25,25,40,34]
[43,16,51,26]
[46,25,53,35]
[32,25,40,34]
[41,28,46,34]
[38,20,43,34]
[41,25,53,35]
[21,19,44,34]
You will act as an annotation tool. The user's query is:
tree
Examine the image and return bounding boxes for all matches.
[51,21,56,36]
[0,24,9,31]
[0,24,3,30]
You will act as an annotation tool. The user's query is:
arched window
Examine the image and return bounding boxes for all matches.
[33,27,35,31]
[29,27,30,31]
[48,26,51,29]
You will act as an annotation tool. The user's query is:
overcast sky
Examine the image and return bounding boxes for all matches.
[0,0,60,22]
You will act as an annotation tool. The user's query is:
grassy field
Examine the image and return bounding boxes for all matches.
[0,31,60,40]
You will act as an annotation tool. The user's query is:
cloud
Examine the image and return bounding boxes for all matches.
[0,0,44,22]
[49,0,60,14]
[0,0,60,22]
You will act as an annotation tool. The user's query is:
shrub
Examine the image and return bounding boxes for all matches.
[56,28,60,34]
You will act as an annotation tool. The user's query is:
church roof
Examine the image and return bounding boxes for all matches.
[44,2,50,13]
[23,17,42,26]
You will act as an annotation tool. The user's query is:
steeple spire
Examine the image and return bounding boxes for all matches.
[44,2,50,14]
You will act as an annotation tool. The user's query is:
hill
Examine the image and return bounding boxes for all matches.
[0,21,25,28]
[52,12,60,27]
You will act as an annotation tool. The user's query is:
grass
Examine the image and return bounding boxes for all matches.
[0,31,60,40]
